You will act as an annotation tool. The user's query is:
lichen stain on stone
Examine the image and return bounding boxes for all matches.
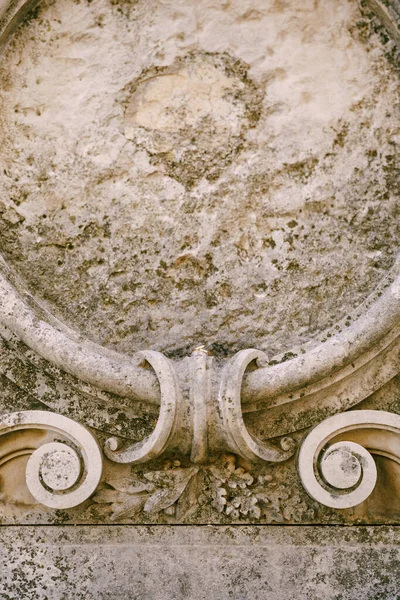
[0,0,399,362]
[122,51,264,189]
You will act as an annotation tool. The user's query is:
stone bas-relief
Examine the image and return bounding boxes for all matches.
[0,0,400,527]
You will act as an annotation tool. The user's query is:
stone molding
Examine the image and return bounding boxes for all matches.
[1,525,400,599]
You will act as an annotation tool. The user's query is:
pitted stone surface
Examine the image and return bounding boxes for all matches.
[39,446,81,491]
[0,526,400,600]
[320,445,362,490]
[0,0,399,359]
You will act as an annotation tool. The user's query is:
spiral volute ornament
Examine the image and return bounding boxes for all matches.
[0,410,102,509]
[297,410,400,509]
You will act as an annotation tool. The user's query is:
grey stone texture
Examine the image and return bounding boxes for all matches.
[1,525,400,599]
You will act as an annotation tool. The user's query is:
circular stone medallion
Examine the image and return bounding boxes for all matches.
[0,0,399,359]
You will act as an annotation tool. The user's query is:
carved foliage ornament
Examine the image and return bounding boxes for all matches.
[1,406,399,514]
[0,0,400,520]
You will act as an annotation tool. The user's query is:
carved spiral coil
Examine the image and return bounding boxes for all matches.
[0,411,102,509]
[297,410,400,509]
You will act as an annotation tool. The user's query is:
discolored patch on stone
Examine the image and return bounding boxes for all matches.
[121,51,264,188]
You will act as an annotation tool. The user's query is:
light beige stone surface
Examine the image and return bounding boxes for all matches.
[0,0,400,359]
[0,0,400,600]
[1,0,400,533]
[1,1,400,597]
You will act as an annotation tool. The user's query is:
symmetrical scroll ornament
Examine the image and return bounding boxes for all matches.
[298,410,400,509]
[0,411,102,509]
[1,0,400,524]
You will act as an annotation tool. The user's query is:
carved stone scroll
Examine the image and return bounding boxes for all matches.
[298,410,400,509]
[0,0,400,466]
[104,351,184,464]
[0,410,102,509]
[3,257,400,419]
[1,0,400,529]
[218,350,295,463]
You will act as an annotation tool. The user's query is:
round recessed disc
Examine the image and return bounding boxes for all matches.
[0,0,399,358]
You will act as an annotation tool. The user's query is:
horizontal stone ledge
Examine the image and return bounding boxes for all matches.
[1,526,400,600]
[1,524,400,546]
[0,524,400,548]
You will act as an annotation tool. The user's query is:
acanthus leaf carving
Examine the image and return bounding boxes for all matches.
[93,454,316,523]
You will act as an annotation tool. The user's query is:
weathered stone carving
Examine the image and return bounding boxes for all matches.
[3,240,400,464]
[103,350,184,464]
[298,410,400,509]
[0,410,102,508]
[93,454,315,523]
[0,0,400,525]
[218,349,295,462]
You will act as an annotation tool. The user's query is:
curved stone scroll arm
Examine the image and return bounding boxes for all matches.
[0,410,102,509]
[364,0,400,44]
[104,351,182,464]
[298,410,400,509]
[218,349,295,463]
